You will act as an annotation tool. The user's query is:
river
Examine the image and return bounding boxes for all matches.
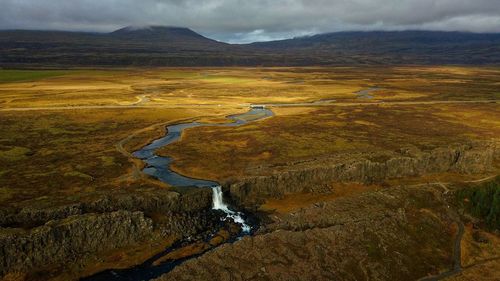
[83,107,273,280]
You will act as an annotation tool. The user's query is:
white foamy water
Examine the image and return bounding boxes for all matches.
[211,185,251,233]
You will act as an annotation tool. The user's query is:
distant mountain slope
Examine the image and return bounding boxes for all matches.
[251,31,500,49]
[251,31,500,65]
[0,27,499,66]
[0,26,226,49]
[110,26,221,44]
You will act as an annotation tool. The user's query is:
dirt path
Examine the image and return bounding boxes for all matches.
[415,175,497,281]
[114,121,168,182]
[419,215,465,281]
[262,99,497,107]
[128,94,151,106]
[0,99,497,112]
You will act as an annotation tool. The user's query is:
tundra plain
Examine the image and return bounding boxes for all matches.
[0,66,499,281]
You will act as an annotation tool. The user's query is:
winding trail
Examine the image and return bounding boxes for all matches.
[0,99,497,111]
[418,214,465,281]
[415,175,497,281]
[130,94,151,106]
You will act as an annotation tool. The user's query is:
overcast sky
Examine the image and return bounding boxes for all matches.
[1,0,500,43]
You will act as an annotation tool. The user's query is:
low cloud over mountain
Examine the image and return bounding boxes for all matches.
[1,0,500,43]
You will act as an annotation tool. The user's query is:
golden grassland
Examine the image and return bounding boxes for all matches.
[1,66,499,109]
[260,182,383,214]
[0,66,498,281]
[0,66,499,210]
[160,103,500,182]
[0,107,237,209]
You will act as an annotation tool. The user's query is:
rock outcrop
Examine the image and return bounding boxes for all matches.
[0,211,153,275]
[228,142,498,206]
[2,142,496,279]
[0,188,216,277]
[0,188,212,228]
[156,185,458,281]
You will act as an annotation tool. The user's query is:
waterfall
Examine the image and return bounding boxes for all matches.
[211,185,251,233]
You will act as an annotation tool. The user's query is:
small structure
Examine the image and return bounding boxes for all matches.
[250,104,266,109]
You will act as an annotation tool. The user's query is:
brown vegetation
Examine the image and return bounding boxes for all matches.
[162,103,499,182]
[0,107,238,210]
[0,66,498,281]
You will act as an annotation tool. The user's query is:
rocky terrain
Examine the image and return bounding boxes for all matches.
[0,188,217,278]
[157,184,459,281]
[1,211,153,276]
[0,141,498,280]
[155,141,499,281]
[0,187,212,228]
[227,142,498,207]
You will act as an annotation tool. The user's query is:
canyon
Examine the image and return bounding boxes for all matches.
[1,139,498,280]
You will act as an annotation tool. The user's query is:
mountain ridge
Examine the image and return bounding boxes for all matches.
[109,25,223,44]
[3,26,500,44]
[1,26,499,66]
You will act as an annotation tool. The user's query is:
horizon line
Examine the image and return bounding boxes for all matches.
[1,26,499,45]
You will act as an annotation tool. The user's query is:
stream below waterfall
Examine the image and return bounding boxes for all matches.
[83,108,273,281]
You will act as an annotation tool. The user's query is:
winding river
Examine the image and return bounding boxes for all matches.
[133,107,273,232]
[83,107,273,280]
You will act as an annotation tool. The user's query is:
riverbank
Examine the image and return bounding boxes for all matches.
[1,66,499,280]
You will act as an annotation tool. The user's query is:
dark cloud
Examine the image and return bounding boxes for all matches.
[0,0,499,43]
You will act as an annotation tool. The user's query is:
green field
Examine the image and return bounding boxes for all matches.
[0,70,71,83]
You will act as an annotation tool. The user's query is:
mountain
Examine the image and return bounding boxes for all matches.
[251,30,500,49]
[109,25,221,44]
[0,27,499,67]
[251,31,500,65]
[0,26,225,49]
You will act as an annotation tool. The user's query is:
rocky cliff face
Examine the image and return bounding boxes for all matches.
[0,188,215,277]
[157,185,458,281]
[0,211,152,275]
[0,188,212,228]
[2,142,497,279]
[228,142,498,206]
